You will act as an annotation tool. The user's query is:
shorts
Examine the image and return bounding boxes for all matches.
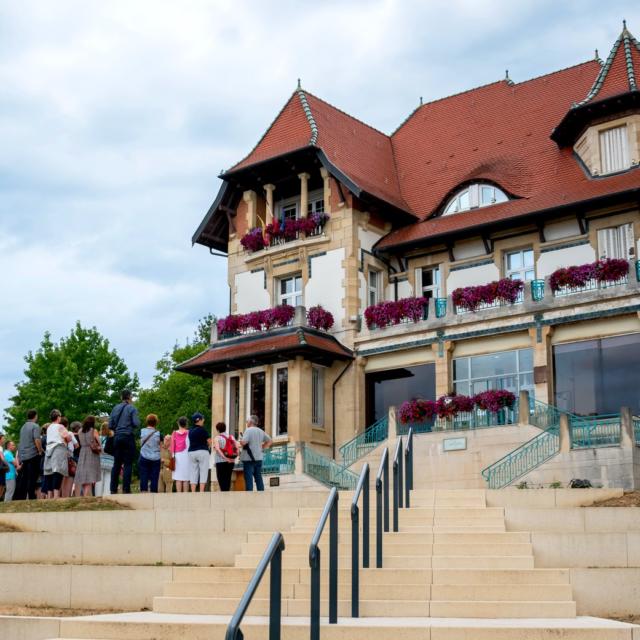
[188,449,210,485]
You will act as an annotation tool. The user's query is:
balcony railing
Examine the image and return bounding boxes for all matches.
[362,259,638,332]
[570,414,621,449]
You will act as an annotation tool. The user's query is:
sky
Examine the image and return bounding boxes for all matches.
[1,0,639,424]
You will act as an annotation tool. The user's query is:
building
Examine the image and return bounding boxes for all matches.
[179,25,640,460]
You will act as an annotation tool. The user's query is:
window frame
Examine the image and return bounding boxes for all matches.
[443,183,508,216]
[420,265,441,299]
[311,366,325,428]
[599,124,630,175]
[368,269,381,307]
[277,274,303,307]
[504,247,535,282]
[272,364,289,438]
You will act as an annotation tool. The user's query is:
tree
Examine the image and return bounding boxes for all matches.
[4,322,139,439]
[136,314,214,434]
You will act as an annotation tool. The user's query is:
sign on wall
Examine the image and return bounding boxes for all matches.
[442,437,467,452]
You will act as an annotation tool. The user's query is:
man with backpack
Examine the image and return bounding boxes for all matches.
[212,421,238,491]
[108,389,140,494]
[239,415,272,492]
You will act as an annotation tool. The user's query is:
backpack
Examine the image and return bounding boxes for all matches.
[221,434,238,459]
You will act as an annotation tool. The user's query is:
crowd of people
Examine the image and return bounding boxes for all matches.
[0,389,273,500]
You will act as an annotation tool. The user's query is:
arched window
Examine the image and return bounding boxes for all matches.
[443,183,508,215]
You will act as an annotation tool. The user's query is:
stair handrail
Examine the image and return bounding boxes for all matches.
[225,532,285,640]
[350,462,370,618]
[375,447,389,568]
[338,415,389,468]
[302,444,359,490]
[309,486,339,640]
[404,426,414,507]
[392,436,403,532]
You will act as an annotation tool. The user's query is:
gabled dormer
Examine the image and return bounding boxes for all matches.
[552,22,640,176]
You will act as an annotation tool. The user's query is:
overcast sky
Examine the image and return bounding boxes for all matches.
[1,1,638,423]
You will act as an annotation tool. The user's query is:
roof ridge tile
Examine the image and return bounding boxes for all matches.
[297,88,319,145]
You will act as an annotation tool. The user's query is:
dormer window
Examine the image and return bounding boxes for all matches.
[599,125,630,174]
[443,183,508,215]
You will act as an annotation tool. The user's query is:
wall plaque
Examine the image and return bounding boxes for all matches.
[443,437,467,452]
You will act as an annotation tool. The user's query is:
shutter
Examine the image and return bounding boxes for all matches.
[600,126,630,174]
[597,228,616,260]
[619,223,635,259]
[414,268,422,295]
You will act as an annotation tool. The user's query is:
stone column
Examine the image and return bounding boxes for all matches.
[299,172,310,218]
[212,373,225,427]
[320,167,332,212]
[432,340,454,397]
[620,406,635,450]
[243,190,257,228]
[264,184,275,225]
[294,305,306,327]
[518,390,531,425]
[527,325,553,403]
[559,413,571,453]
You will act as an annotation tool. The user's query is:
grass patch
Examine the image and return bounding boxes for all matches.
[0,497,131,514]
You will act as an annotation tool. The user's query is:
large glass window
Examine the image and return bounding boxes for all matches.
[311,366,325,427]
[553,334,640,415]
[278,275,303,307]
[248,371,266,430]
[365,364,436,425]
[453,348,534,397]
[505,248,535,282]
[274,367,288,436]
[227,376,240,438]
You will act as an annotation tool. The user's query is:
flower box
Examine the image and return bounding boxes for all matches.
[452,278,524,313]
[217,305,295,337]
[364,297,428,329]
[549,258,629,293]
[306,305,334,331]
[241,213,329,253]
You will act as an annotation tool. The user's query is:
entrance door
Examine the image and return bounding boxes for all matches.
[365,363,436,425]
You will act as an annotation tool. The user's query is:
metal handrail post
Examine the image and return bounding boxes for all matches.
[363,470,370,568]
[329,493,338,624]
[383,449,389,532]
[225,532,285,640]
[398,439,404,509]
[392,438,402,532]
[351,498,359,617]
[375,450,387,568]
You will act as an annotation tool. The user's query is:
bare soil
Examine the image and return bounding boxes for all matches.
[0,497,130,514]
[0,522,20,532]
[591,491,640,507]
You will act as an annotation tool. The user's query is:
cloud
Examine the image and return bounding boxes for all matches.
[1,0,639,421]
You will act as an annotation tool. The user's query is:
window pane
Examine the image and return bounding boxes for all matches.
[518,349,533,372]
[423,268,434,286]
[453,357,469,381]
[525,269,535,281]
[250,372,266,430]
[523,249,534,267]
[369,271,377,288]
[276,368,288,435]
[481,186,494,205]
[507,252,523,270]
[458,190,470,211]
[470,351,517,378]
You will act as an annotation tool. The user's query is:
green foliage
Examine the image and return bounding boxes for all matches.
[4,322,139,440]
[136,314,214,434]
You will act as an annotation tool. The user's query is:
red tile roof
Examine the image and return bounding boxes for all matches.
[176,328,352,376]
[219,27,640,252]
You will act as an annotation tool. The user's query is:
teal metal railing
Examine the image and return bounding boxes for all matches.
[529,399,563,430]
[636,260,640,282]
[338,416,388,468]
[481,423,560,489]
[570,414,621,449]
[397,405,518,436]
[531,279,545,301]
[435,298,447,318]
[397,420,434,436]
[262,445,296,475]
[553,275,628,297]
[303,445,359,490]
[634,416,640,445]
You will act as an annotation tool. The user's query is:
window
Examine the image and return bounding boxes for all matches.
[311,366,325,427]
[280,202,298,221]
[443,183,508,215]
[278,275,303,307]
[274,367,288,436]
[505,248,535,282]
[308,197,324,215]
[226,376,241,438]
[599,125,630,174]
[453,348,534,398]
[597,223,634,260]
[368,270,381,307]
[248,371,266,430]
[554,334,640,415]
[420,266,441,299]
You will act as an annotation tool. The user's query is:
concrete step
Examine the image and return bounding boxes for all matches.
[432,568,570,584]
[429,600,577,618]
[234,553,433,569]
[298,506,503,519]
[431,556,535,569]
[432,543,533,556]
[431,584,574,601]
[240,542,433,556]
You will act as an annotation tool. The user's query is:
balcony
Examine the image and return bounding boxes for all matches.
[359,259,640,338]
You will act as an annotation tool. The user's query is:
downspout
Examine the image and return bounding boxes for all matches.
[332,359,353,460]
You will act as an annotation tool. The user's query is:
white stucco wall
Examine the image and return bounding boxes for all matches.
[234,270,270,313]
[446,262,500,291]
[454,238,486,260]
[305,248,345,329]
[397,280,413,298]
[537,243,596,279]
[358,227,383,253]
[544,219,581,241]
